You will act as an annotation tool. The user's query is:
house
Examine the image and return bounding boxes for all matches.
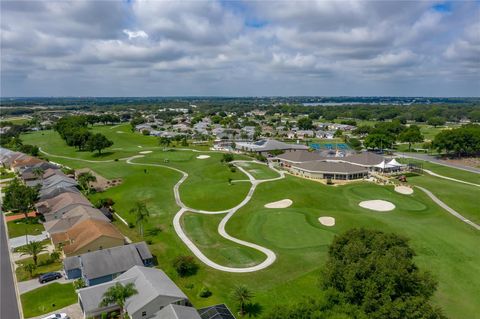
[156,304,202,319]
[296,130,315,139]
[63,242,153,286]
[40,172,78,195]
[198,304,236,319]
[20,162,59,181]
[78,266,192,319]
[43,205,110,235]
[36,192,92,221]
[39,186,81,201]
[51,219,125,256]
[11,155,43,171]
[236,139,308,154]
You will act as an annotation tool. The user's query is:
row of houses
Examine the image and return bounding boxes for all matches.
[1,147,236,319]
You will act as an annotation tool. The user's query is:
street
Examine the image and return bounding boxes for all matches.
[1,215,21,319]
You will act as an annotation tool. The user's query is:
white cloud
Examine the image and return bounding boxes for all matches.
[123,29,149,40]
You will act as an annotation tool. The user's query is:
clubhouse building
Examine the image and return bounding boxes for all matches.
[273,150,403,181]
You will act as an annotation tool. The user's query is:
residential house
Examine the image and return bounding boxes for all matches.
[43,205,110,235]
[78,266,192,319]
[35,192,92,221]
[64,242,153,286]
[51,219,125,256]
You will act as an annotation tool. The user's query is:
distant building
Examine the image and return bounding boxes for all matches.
[236,139,308,154]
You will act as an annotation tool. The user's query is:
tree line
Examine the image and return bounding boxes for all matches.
[54,116,114,154]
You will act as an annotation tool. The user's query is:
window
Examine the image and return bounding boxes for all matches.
[142,311,146,317]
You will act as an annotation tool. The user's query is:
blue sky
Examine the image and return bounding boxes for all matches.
[1,0,479,97]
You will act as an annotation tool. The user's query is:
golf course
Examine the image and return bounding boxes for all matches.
[20,124,480,319]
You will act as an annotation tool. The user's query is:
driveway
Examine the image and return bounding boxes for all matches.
[18,276,73,294]
[10,231,50,248]
[395,152,480,174]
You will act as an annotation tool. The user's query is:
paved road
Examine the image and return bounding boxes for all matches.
[1,215,21,319]
[127,156,282,272]
[395,153,480,174]
[416,186,480,231]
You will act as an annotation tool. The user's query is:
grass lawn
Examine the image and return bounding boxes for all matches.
[19,126,480,319]
[15,253,62,282]
[400,159,480,185]
[21,283,77,318]
[7,218,44,238]
[235,162,280,180]
[0,169,15,179]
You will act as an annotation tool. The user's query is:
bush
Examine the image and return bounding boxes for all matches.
[128,222,135,229]
[230,166,237,173]
[221,153,234,163]
[73,278,86,290]
[198,286,212,298]
[173,255,199,277]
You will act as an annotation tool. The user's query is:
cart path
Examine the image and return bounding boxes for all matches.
[423,169,480,187]
[126,156,283,272]
[416,186,480,231]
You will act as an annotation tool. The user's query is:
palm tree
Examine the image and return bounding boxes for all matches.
[77,171,96,194]
[18,241,48,266]
[99,282,138,319]
[231,285,253,316]
[129,201,150,238]
[21,263,37,279]
[32,167,45,181]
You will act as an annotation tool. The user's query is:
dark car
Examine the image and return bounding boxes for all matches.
[38,272,62,284]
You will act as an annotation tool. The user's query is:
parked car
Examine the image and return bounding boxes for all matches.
[38,272,62,284]
[41,313,69,319]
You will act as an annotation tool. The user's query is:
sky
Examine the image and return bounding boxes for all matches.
[1,0,479,97]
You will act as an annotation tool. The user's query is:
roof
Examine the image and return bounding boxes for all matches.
[12,156,43,168]
[198,304,236,319]
[275,150,326,163]
[39,186,80,200]
[134,242,153,260]
[42,174,77,190]
[152,304,201,319]
[53,219,124,254]
[292,161,368,174]
[36,192,91,215]
[64,242,151,280]
[236,139,308,152]
[43,206,109,234]
[78,266,188,314]
[342,152,385,166]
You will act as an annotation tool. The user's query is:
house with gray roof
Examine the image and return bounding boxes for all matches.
[64,242,153,286]
[44,205,109,235]
[39,185,80,201]
[78,266,191,319]
[152,304,201,319]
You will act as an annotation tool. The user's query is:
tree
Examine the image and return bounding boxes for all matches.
[221,153,234,163]
[129,201,150,238]
[86,133,113,155]
[99,282,138,319]
[32,167,45,181]
[173,255,199,277]
[433,124,480,157]
[20,263,36,279]
[18,241,48,266]
[363,133,395,151]
[427,117,446,127]
[231,285,253,316]
[398,125,424,151]
[73,278,87,289]
[297,117,314,130]
[2,178,39,219]
[158,136,171,147]
[333,129,343,138]
[322,228,446,319]
[78,171,97,194]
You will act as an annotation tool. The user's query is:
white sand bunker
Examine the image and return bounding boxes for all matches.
[116,131,125,134]
[319,216,335,227]
[359,200,395,212]
[395,185,413,195]
[196,155,210,159]
[139,151,152,154]
[264,199,293,209]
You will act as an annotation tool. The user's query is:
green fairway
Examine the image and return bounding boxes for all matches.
[235,162,280,180]
[19,126,480,318]
[21,283,77,318]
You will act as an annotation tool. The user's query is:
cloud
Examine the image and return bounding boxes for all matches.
[0,0,479,96]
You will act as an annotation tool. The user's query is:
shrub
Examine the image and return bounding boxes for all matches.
[221,153,234,163]
[173,255,199,277]
[128,222,135,229]
[73,278,86,290]
[49,251,61,263]
[198,286,212,298]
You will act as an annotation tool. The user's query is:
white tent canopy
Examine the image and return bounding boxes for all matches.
[388,158,405,167]
[374,160,397,169]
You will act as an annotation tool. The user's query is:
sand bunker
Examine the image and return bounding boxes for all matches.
[139,151,152,154]
[395,185,413,195]
[196,155,210,159]
[116,131,125,134]
[264,199,293,209]
[137,146,143,148]
[359,200,395,212]
[319,216,335,226]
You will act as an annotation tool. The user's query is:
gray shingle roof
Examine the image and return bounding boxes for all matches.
[64,243,150,280]
[275,150,326,163]
[78,266,188,315]
[292,161,368,174]
[44,205,108,234]
[151,304,201,319]
[342,152,385,166]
